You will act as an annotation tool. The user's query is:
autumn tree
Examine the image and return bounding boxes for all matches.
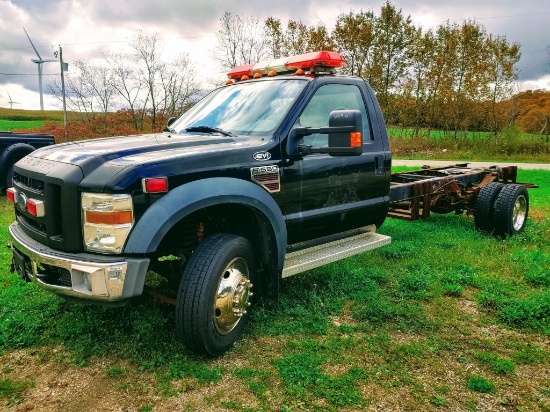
[214,12,269,70]
[372,2,415,122]
[484,34,520,135]
[402,27,436,133]
[265,17,285,58]
[333,10,377,77]
[514,90,550,135]
[307,23,335,52]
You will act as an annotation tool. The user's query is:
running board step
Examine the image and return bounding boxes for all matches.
[282,226,391,278]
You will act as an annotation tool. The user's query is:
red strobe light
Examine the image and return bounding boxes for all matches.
[142,177,168,193]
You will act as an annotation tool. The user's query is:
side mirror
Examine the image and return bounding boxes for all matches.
[164,117,176,132]
[327,110,363,156]
[287,109,363,157]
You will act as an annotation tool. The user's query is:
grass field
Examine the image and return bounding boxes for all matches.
[0,169,548,411]
[388,128,550,163]
[0,108,63,122]
[0,107,64,132]
[0,120,45,130]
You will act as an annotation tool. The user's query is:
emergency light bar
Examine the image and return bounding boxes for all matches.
[227,51,345,80]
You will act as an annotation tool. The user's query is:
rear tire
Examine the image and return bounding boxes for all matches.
[175,233,255,356]
[474,182,504,233]
[493,184,529,237]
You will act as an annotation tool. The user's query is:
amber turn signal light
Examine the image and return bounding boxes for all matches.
[350,132,362,147]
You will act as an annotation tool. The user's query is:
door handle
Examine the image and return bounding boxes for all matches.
[375,156,384,176]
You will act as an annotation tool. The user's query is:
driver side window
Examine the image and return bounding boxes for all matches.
[298,84,371,148]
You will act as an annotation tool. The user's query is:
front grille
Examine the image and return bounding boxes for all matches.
[13,164,83,252]
[13,171,45,193]
[16,211,46,235]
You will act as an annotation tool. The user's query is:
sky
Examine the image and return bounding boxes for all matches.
[1,0,549,110]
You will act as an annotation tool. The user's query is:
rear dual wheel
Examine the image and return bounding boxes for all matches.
[175,233,255,357]
[474,183,529,237]
[493,184,529,237]
[474,182,504,233]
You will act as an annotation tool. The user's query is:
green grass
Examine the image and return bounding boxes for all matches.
[0,107,63,121]
[467,375,496,393]
[389,126,550,162]
[0,169,549,410]
[0,378,34,405]
[0,120,45,130]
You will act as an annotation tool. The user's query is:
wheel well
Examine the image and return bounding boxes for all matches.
[3,149,33,170]
[154,203,279,299]
[1,149,33,188]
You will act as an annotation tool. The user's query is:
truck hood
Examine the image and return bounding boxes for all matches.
[33,133,240,173]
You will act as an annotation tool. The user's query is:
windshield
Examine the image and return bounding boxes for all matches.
[171,79,307,138]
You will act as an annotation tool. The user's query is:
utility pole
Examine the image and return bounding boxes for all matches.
[59,45,68,140]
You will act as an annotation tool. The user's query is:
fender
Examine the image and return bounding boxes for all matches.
[0,143,36,185]
[0,143,35,171]
[124,177,287,272]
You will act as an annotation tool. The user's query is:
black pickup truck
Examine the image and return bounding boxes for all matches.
[0,131,54,189]
[7,51,534,356]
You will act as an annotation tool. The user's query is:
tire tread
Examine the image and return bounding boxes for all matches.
[175,233,253,355]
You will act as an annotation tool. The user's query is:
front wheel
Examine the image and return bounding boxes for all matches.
[176,233,255,356]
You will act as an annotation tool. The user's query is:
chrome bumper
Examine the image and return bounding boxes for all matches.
[9,222,149,302]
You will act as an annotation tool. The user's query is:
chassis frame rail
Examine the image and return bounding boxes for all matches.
[388,163,538,221]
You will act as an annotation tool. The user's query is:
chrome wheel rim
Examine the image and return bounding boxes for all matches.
[512,195,527,231]
[213,257,253,335]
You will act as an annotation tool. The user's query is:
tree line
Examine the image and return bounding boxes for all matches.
[214,2,524,136]
[48,2,550,137]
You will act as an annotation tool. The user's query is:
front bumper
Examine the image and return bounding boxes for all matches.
[9,222,149,302]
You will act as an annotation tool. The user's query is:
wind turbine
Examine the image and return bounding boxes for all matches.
[6,89,20,109]
[23,27,56,111]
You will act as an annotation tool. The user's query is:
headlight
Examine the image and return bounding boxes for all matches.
[82,193,133,254]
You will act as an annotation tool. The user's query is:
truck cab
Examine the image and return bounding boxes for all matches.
[8,51,392,356]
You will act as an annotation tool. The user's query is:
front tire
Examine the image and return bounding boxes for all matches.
[176,233,255,356]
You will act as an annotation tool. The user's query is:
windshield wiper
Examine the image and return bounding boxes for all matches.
[184,126,234,137]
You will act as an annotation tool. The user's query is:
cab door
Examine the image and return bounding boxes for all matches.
[283,81,389,243]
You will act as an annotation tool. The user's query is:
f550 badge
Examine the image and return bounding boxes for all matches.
[250,165,280,193]
[253,151,271,161]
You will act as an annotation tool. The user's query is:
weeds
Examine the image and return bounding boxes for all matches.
[467,375,496,393]
[0,378,34,405]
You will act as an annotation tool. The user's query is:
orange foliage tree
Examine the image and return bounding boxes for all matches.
[513,90,550,135]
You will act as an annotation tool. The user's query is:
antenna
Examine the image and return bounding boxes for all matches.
[23,27,56,111]
[6,89,20,110]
